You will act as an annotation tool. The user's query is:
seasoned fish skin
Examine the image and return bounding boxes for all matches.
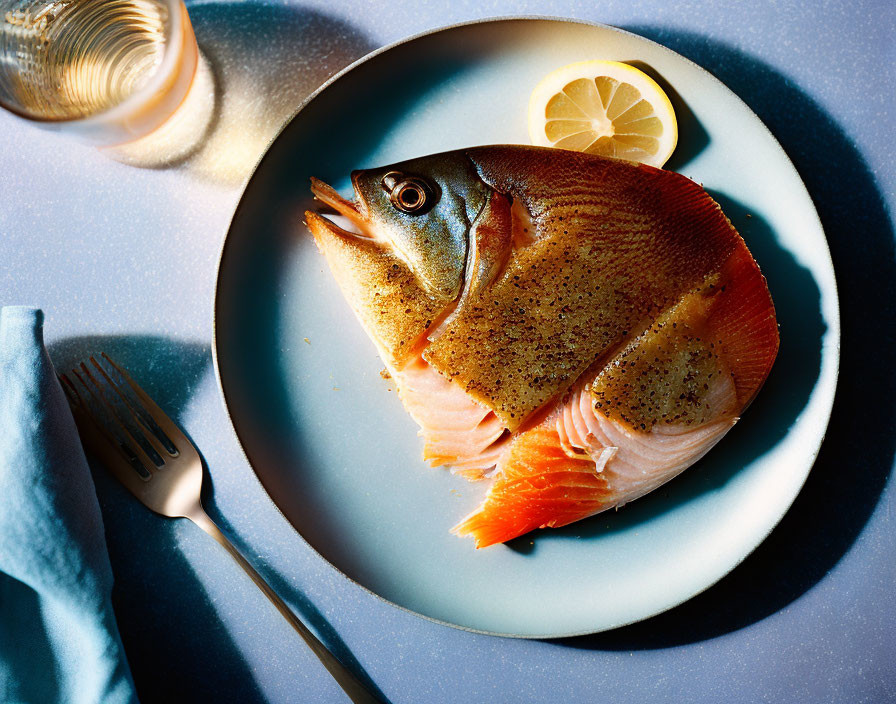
[305,145,779,547]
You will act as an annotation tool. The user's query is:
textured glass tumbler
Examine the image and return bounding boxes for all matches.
[0,0,198,145]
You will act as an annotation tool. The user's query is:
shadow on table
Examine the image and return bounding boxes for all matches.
[548,27,896,651]
[110,2,375,184]
[181,1,374,186]
[47,336,267,702]
[49,334,388,702]
[49,335,210,425]
[202,496,391,703]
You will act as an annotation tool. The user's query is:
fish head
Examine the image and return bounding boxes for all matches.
[310,151,492,300]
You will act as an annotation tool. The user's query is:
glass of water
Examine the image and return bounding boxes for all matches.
[0,0,198,145]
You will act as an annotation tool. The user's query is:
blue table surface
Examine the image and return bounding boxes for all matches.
[2,1,894,702]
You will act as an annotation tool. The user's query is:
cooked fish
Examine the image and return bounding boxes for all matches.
[305,145,778,548]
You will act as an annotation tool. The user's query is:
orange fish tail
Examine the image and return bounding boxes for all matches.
[451,426,612,548]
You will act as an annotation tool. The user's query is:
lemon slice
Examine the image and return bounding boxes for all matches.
[528,60,678,167]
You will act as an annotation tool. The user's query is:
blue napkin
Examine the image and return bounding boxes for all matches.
[0,307,138,704]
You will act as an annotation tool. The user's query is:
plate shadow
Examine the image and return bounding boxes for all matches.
[527,193,824,553]
[548,27,895,650]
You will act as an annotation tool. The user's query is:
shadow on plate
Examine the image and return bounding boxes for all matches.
[625,59,710,172]
[547,27,895,650]
[215,48,477,575]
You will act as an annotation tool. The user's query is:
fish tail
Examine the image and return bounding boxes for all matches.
[451,425,612,548]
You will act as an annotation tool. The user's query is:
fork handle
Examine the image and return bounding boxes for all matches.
[186,506,384,704]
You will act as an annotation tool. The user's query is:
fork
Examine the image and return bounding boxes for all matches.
[60,354,383,704]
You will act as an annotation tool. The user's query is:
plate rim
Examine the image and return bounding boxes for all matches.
[211,15,841,639]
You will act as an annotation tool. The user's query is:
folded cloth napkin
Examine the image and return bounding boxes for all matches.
[0,307,137,704]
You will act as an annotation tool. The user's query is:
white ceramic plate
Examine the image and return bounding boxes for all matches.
[213,18,839,637]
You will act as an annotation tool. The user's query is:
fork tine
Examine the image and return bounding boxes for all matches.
[89,356,172,460]
[59,372,82,407]
[70,367,154,480]
[62,372,119,454]
[101,352,189,453]
[62,372,152,484]
[75,363,160,474]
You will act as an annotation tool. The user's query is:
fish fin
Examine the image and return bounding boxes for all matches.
[426,190,513,343]
[428,147,769,432]
[466,190,513,297]
[703,244,779,406]
[451,425,613,548]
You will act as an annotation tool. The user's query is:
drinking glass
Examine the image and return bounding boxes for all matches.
[0,0,199,146]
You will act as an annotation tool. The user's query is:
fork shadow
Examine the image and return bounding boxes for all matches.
[91,470,271,703]
[548,28,896,650]
[47,335,273,702]
[49,334,388,702]
[49,336,210,423]
[200,494,392,704]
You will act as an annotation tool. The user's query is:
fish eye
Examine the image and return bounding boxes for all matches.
[382,173,438,215]
[393,181,427,212]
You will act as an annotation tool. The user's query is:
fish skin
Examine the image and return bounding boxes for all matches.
[306,145,779,547]
[426,146,760,431]
[305,211,450,369]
